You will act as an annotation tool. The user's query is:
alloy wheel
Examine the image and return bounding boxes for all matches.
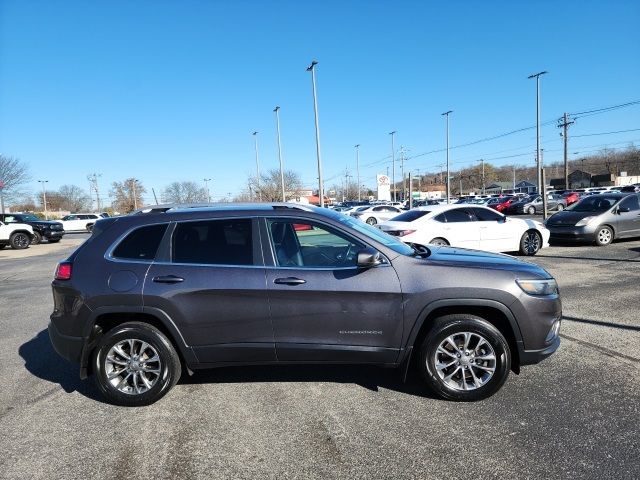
[523,231,541,254]
[433,332,496,391]
[597,228,612,245]
[104,339,162,395]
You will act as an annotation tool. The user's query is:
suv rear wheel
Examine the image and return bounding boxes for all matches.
[92,322,181,406]
[9,232,30,249]
[419,314,510,401]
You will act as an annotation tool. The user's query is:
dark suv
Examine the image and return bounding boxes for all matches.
[49,204,561,406]
[0,213,65,244]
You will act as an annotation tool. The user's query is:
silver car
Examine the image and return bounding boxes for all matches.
[545,193,640,246]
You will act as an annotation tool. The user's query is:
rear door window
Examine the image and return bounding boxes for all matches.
[172,219,254,265]
[112,224,168,261]
[470,208,503,222]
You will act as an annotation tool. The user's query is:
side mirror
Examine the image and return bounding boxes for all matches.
[498,216,507,223]
[618,206,631,213]
[357,247,382,268]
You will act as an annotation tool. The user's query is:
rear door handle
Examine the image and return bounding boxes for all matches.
[152,275,185,284]
[274,277,306,286]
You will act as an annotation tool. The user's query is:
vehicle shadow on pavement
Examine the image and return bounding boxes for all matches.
[19,329,104,402]
[180,363,440,400]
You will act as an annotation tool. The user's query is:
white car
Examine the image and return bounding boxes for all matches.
[378,204,550,255]
[0,221,34,250]
[60,213,101,232]
[351,205,404,225]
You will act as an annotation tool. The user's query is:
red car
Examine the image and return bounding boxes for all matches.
[563,191,580,206]
[490,196,516,212]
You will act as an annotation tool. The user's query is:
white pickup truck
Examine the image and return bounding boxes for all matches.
[0,220,34,249]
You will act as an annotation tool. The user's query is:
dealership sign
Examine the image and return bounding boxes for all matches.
[376,174,391,201]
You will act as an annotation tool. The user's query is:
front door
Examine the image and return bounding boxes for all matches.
[615,195,640,237]
[436,208,481,249]
[262,218,403,364]
[469,207,516,252]
[143,217,275,364]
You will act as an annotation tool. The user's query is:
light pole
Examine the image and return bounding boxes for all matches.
[355,144,361,201]
[307,60,325,207]
[38,180,49,219]
[203,178,212,203]
[389,131,397,202]
[477,159,485,194]
[0,180,5,214]
[528,71,548,194]
[252,131,261,201]
[441,111,452,204]
[274,106,286,202]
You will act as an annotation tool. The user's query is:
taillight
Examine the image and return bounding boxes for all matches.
[55,262,72,280]
[397,230,416,237]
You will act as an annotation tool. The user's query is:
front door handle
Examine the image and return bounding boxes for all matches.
[274,277,306,286]
[152,275,185,284]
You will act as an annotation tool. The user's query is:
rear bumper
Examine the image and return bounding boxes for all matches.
[48,321,83,364]
[520,336,560,365]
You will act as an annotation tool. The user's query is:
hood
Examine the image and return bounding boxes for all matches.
[28,220,63,227]
[421,245,551,278]
[546,210,601,226]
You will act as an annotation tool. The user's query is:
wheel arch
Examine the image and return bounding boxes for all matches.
[79,306,197,378]
[405,299,523,373]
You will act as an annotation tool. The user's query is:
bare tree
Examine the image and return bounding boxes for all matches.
[161,181,208,204]
[57,185,92,212]
[249,169,303,202]
[0,155,31,204]
[111,178,146,213]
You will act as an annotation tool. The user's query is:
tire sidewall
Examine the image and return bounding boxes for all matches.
[32,231,42,245]
[520,230,542,256]
[93,325,179,406]
[527,206,535,215]
[420,317,510,401]
[366,217,377,225]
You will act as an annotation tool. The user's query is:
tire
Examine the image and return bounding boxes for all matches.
[594,225,613,246]
[365,217,377,225]
[429,237,449,246]
[0,244,5,250]
[92,322,181,406]
[519,230,542,256]
[418,314,510,401]
[31,231,42,245]
[86,224,94,233]
[48,239,61,243]
[9,232,30,250]
[527,206,536,215]
[556,204,564,211]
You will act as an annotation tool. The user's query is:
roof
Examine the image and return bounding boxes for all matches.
[132,202,316,215]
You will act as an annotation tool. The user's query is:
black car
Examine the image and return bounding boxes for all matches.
[504,194,567,215]
[0,213,65,245]
[49,203,561,406]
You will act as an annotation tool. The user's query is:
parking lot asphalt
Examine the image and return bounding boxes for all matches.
[1,232,638,479]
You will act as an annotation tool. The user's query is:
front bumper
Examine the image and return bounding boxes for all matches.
[547,225,595,243]
[43,230,65,240]
[520,335,561,365]
[48,320,84,364]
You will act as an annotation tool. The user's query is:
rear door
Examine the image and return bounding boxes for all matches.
[143,217,275,364]
[262,217,403,364]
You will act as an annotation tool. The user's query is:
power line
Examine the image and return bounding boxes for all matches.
[571,100,640,118]
[572,127,640,138]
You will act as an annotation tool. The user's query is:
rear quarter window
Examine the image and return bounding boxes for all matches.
[112,224,168,261]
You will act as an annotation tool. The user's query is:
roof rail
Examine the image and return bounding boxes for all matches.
[131,202,316,215]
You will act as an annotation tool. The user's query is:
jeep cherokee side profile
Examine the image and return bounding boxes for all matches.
[49,204,561,406]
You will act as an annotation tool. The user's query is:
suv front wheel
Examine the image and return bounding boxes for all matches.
[92,322,181,406]
[419,315,510,401]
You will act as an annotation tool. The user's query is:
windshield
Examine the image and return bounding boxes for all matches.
[568,195,620,212]
[17,214,40,221]
[318,208,415,256]
[392,210,431,222]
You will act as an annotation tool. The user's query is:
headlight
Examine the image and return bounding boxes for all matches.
[575,216,596,227]
[516,278,558,296]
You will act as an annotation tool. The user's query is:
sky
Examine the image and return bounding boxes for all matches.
[1,0,639,204]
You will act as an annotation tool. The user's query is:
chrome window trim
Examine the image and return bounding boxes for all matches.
[104,221,171,264]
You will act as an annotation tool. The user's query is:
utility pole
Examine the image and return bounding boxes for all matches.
[389,131,397,202]
[344,168,350,201]
[513,166,516,190]
[307,60,325,207]
[399,146,406,201]
[87,173,102,212]
[252,131,261,201]
[355,144,361,201]
[408,171,413,209]
[0,180,5,214]
[528,71,548,194]
[152,188,159,205]
[477,159,485,194]
[274,106,286,202]
[203,178,212,203]
[132,179,138,210]
[459,173,463,196]
[38,180,49,219]
[558,112,575,189]
[442,110,452,203]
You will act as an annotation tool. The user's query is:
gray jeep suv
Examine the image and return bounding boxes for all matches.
[49,204,561,406]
